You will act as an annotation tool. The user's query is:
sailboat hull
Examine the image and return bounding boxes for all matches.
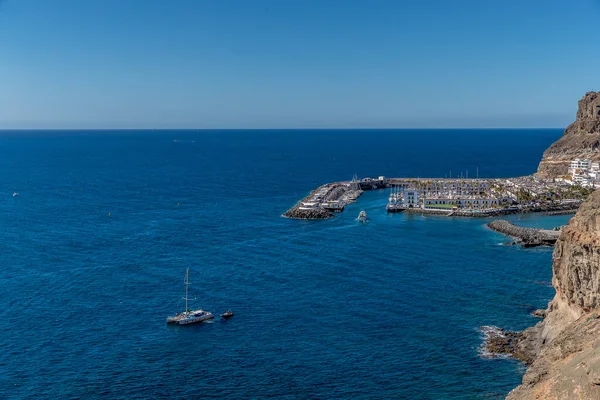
[167,310,214,325]
[178,312,214,325]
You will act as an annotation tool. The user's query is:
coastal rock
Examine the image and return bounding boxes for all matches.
[482,326,526,359]
[506,189,600,399]
[531,309,547,318]
[537,91,600,178]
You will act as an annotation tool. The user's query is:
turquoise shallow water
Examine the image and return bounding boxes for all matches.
[0,129,570,399]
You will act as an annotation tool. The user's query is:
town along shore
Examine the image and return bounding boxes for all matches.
[283,175,589,220]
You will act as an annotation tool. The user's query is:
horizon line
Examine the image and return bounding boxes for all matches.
[0,127,566,131]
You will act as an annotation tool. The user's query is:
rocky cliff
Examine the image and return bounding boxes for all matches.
[507,189,600,399]
[537,92,600,178]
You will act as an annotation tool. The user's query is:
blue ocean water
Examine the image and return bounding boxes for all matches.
[0,129,570,399]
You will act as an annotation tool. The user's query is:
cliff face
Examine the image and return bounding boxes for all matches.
[507,189,600,399]
[537,92,600,178]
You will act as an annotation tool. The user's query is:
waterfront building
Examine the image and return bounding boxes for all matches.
[403,190,420,207]
[423,197,499,209]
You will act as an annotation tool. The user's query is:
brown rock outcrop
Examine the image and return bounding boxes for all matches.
[537,92,600,178]
[507,189,600,399]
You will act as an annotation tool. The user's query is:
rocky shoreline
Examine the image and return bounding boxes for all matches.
[483,189,600,399]
[481,326,532,363]
[487,220,561,247]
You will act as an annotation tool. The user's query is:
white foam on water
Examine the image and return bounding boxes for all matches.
[477,325,513,360]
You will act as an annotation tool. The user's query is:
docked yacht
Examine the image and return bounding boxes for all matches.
[166,268,214,325]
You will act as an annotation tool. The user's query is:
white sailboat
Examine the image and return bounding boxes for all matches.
[166,268,214,325]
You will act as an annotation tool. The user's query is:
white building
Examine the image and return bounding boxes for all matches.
[423,197,499,209]
[403,190,420,207]
[569,158,591,173]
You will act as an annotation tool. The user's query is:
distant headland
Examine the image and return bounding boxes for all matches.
[537,91,600,178]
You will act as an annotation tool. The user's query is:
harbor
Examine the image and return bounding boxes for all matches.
[284,174,589,219]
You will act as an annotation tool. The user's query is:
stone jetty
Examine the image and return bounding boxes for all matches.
[283,182,369,220]
[283,185,335,220]
[283,176,387,220]
[487,220,561,247]
[283,206,333,220]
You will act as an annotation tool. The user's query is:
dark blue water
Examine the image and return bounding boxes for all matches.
[0,129,569,399]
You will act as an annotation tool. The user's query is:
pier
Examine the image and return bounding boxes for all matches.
[284,175,588,220]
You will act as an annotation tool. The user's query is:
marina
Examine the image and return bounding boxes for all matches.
[284,175,588,220]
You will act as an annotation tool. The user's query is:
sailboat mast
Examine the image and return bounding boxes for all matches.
[185,268,189,313]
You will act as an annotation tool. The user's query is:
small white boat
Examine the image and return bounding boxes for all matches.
[357,210,368,222]
[166,268,214,325]
[12,192,19,197]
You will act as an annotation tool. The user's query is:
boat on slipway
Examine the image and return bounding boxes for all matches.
[166,268,214,325]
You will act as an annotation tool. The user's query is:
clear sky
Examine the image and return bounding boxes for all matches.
[0,0,599,129]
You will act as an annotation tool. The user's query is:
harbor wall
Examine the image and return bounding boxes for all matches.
[487,220,561,247]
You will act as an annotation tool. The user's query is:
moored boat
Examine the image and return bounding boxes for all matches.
[386,203,406,213]
[166,268,214,325]
[357,210,368,222]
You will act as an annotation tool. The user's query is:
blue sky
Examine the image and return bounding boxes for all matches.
[0,0,599,129]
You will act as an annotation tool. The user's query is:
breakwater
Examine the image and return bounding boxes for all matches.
[283,184,335,219]
[543,209,578,216]
[283,181,376,219]
[487,220,561,247]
